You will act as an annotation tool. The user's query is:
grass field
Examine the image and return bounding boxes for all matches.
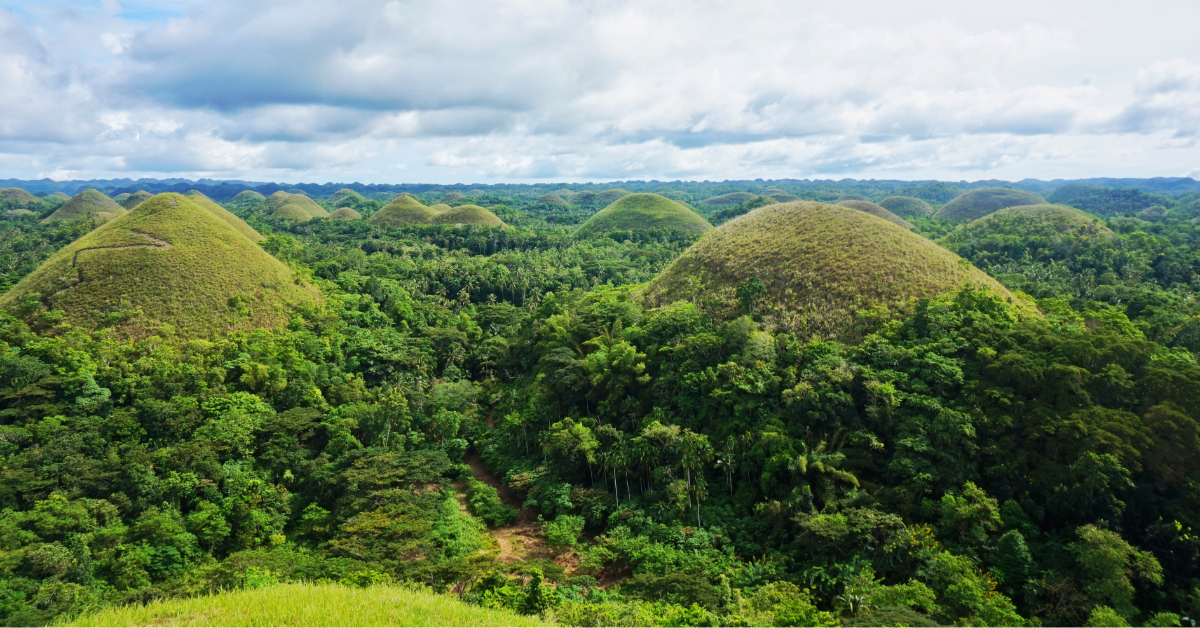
[934,187,1044,221]
[836,199,913,228]
[42,190,126,224]
[185,190,265,241]
[65,583,547,627]
[430,204,505,227]
[368,194,438,226]
[576,193,711,235]
[330,207,363,220]
[1,193,320,340]
[645,201,1016,340]
[879,195,936,217]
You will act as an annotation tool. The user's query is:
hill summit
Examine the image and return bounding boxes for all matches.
[576,193,712,235]
[430,204,505,227]
[934,188,1045,221]
[368,194,438,227]
[42,190,125,225]
[943,204,1114,244]
[644,201,1015,340]
[1,193,319,339]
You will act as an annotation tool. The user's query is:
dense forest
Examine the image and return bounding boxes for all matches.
[0,180,1197,627]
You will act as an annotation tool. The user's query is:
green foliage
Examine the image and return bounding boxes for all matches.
[1048,184,1174,217]
[542,514,585,552]
[431,205,506,227]
[41,190,126,225]
[464,478,517,527]
[934,187,1046,221]
[576,193,711,236]
[879,196,936,218]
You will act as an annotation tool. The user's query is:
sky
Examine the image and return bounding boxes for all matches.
[0,0,1198,184]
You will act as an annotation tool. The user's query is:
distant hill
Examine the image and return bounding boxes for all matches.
[329,207,362,220]
[879,196,936,218]
[274,203,314,223]
[704,192,756,206]
[41,189,126,225]
[368,195,438,227]
[943,204,1113,244]
[535,193,569,206]
[837,200,913,228]
[430,204,505,227]
[230,190,267,207]
[120,190,153,210]
[329,188,367,208]
[441,192,465,203]
[645,201,1015,340]
[266,192,328,218]
[0,188,44,213]
[1,193,319,339]
[67,582,544,627]
[184,190,264,241]
[934,188,1045,221]
[576,193,712,235]
[1045,184,1173,217]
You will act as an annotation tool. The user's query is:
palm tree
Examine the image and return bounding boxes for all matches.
[788,428,859,510]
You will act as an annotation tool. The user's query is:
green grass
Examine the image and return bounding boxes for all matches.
[329,188,366,207]
[329,207,363,220]
[185,191,264,241]
[836,194,869,202]
[836,200,913,229]
[769,193,800,202]
[535,193,570,206]
[430,204,505,227]
[645,201,1016,341]
[64,582,546,627]
[429,203,453,212]
[113,193,130,203]
[704,192,756,206]
[232,190,266,204]
[442,191,465,203]
[942,204,1113,245]
[42,190,126,224]
[265,191,292,208]
[265,192,328,218]
[273,203,313,223]
[576,193,712,235]
[934,187,1045,221]
[4,209,37,217]
[879,196,936,218]
[50,191,70,200]
[1,193,320,340]
[367,195,438,227]
[0,188,44,212]
[595,189,630,204]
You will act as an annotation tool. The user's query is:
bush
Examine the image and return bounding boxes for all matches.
[542,515,585,552]
[464,478,517,527]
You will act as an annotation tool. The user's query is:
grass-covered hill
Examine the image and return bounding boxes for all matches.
[942,204,1114,246]
[274,203,314,223]
[644,201,1015,340]
[0,188,43,212]
[442,191,465,203]
[703,192,756,206]
[119,190,153,210]
[329,188,367,208]
[836,193,869,202]
[231,189,267,206]
[879,195,936,218]
[837,199,914,228]
[934,187,1045,221]
[0,193,319,339]
[41,189,125,224]
[4,209,36,218]
[576,193,712,235]
[368,194,438,227]
[185,190,265,241]
[68,583,545,627]
[535,193,570,207]
[429,203,453,213]
[330,207,363,220]
[430,204,505,227]
[49,191,70,201]
[266,191,328,218]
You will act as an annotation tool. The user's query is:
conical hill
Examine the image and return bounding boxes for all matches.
[266,192,328,218]
[120,190,153,210]
[0,188,42,211]
[329,207,362,220]
[367,195,437,227]
[42,190,126,224]
[934,188,1044,221]
[644,202,1016,341]
[943,204,1113,244]
[429,204,505,227]
[184,191,264,241]
[837,200,913,229]
[879,196,935,218]
[0,193,320,340]
[576,193,712,235]
[329,189,366,208]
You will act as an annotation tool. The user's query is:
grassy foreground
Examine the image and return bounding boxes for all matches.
[66,583,548,627]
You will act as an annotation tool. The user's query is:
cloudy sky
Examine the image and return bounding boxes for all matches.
[0,0,1198,183]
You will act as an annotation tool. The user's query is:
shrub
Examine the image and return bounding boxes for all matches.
[542,515,585,552]
[465,478,517,527]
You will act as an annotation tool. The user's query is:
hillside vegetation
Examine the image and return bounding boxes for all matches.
[943,204,1113,245]
[330,188,367,208]
[934,187,1045,221]
[120,190,153,210]
[1,193,318,339]
[68,583,546,627]
[703,192,756,206]
[1047,184,1172,217]
[430,204,506,227]
[879,195,936,217]
[330,207,363,220]
[645,201,1014,339]
[368,194,438,226]
[836,199,913,228]
[41,189,125,224]
[185,190,265,241]
[0,188,43,212]
[576,193,712,235]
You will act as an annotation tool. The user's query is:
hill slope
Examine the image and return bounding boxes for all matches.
[430,204,505,227]
[41,190,126,224]
[943,204,1113,244]
[576,193,712,235]
[330,207,362,220]
[184,191,264,241]
[329,188,367,208]
[67,582,544,627]
[934,188,1045,221]
[120,190,153,210]
[703,192,756,206]
[645,201,1015,340]
[267,192,328,218]
[879,196,936,218]
[837,200,913,228]
[0,188,42,212]
[368,195,437,227]
[1,193,319,339]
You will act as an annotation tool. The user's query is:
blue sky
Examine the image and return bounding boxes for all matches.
[0,0,1198,183]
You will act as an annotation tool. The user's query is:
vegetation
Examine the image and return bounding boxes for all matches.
[645,201,1014,339]
[576,193,711,236]
[836,199,914,228]
[1048,184,1174,217]
[184,190,265,241]
[879,195,936,218]
[702,192,755,206]
[430,205,506,228]
[330,188,368,209]
[0,179,1193,627]
[120,190,153,210]
[41,190,125,225]
[368,195,439,227]
[330,207,363,220]
[934,187,1045,221]
[0,188,45,213]
[68,583,546,627]
[268,192,329,218]
[0,193,319,339]
[274,203,314,223]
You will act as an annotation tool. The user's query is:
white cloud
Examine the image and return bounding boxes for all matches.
[0,0,1197,182]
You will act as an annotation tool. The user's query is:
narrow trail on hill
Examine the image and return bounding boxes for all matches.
[49,230,173,300]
